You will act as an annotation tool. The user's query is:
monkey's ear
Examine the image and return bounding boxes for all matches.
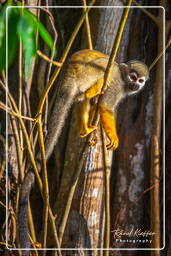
[119,63,129,74]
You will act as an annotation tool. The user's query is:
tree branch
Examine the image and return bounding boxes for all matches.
[132,0,159,25]
[81,0,93,49]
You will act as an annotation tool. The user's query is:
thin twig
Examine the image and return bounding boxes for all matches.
[31,6,56,23]
[9,116,25,182]
[0,134,5,181]
[0,82,36,122]
[48,208,61,256]
[135,182,160,203]
[38,5,58,252]
[0,201,6,209]
[0,101,36,121]
[58,143,89,245]
[0,241,12,246]
[45,5,58,142]
[37,50,62,67]
[149,37,171,71]
[151,136,161,254]
[10,210,17,244]
[28,233,39,256]
[132,0,159,25]
[0,159,5,181]
[18,40,24,176]
[2,70,6,84]
[101,126,111,252]
[81,0,93,49]
[37,119,49,250]
[36,8,54,253]
[45,10,58,84]
[28,203,37,246]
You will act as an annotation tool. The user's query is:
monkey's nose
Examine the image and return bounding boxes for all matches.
[129,83,140,91]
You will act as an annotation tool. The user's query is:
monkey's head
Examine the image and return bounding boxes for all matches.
[119,60,149,94]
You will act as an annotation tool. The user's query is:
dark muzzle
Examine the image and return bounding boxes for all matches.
[128,83,140,91]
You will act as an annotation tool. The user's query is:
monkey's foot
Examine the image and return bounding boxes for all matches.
[106,136,119,150]
[79,125,97,137]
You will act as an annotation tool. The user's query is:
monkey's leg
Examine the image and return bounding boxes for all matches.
[77,99,97,137]
[85,77,104,99]
[78,76,107,137]
[99,105,119,150]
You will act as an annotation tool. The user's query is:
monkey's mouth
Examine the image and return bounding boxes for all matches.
[128,83,140,91]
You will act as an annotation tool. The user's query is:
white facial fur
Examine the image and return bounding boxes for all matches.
[136,76,146,87]
[127,74,146,95]
[128,74,146,86]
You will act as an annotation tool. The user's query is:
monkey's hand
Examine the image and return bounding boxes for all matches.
[85,77,104,99]
[99,105,119,150]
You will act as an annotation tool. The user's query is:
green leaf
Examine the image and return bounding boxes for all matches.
[24,9,56,53]
[17,14,36,78]
[0,7,6,70]
[0,5,56,74]
[8,8,20,66]
[37,20,55,53]
[24,35,36,79]
[0,4,19,70]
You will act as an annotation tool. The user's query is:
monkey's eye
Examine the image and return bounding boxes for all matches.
[129,72,137,81]
[138,78,145,84]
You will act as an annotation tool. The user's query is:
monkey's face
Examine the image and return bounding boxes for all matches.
[120,61,149,95]
[127,71,146,92]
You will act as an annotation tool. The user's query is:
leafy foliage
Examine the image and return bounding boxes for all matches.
[0,1,55,78]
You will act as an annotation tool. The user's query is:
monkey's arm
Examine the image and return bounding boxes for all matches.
[77,77,104,137]
[99,104,119,150]
[76,99,97,137]
[85,77,104,99]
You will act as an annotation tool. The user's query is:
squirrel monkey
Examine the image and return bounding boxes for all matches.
[18,49,149,254]
[45,49,149,158]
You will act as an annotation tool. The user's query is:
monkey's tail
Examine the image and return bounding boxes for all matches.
[18,83,77,255]
[45,84,77,160]
[18,171,35,256]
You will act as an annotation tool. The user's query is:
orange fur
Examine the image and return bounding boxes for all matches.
[85,77,104,99]
[99,105,119,150]
[76,99,97,137]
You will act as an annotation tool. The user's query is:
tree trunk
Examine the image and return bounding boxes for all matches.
[52,1,125,254]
